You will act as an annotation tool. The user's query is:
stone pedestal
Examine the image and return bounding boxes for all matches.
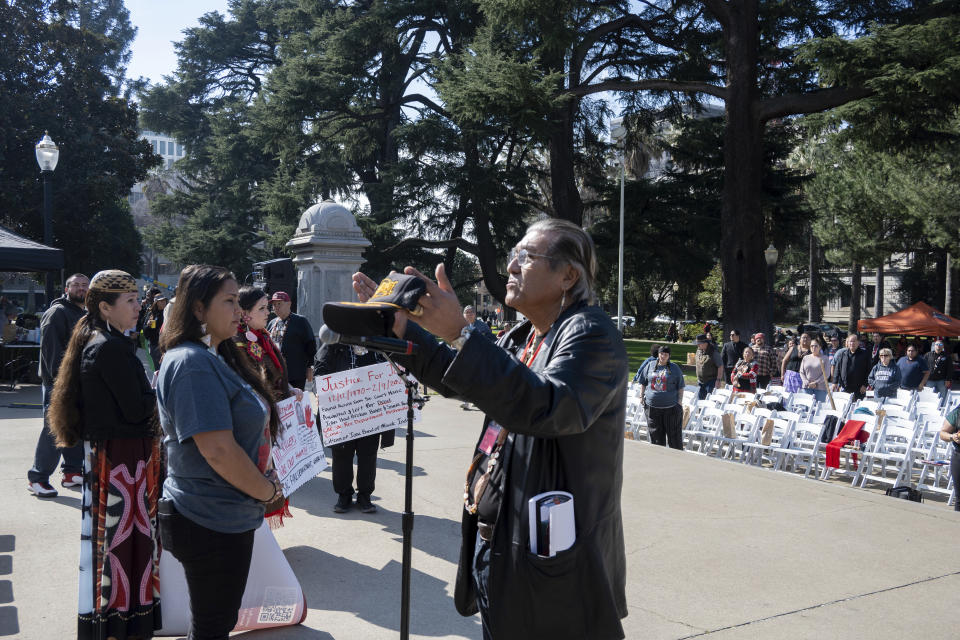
[286,200,371,332]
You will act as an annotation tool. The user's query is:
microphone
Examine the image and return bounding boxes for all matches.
[319,325,418,355]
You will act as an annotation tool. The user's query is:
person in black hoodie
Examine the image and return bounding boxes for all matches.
[924,340,953,397]
[27,272,88,497]
[47,270,162,640]
[314,340,394,514]
[721,329,747,374]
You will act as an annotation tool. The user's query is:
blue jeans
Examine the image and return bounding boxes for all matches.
[801,387,827,403]
[698,379,717,400]
[926,380,947,397]
[27,384,83,483]
[473,533,494,640]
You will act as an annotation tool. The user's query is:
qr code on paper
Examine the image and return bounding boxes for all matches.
[257,586,299,624]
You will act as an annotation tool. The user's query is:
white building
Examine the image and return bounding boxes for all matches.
[129,130,188,292]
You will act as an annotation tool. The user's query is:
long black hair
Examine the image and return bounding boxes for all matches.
[160,265,280,438]
[48,288,121,447]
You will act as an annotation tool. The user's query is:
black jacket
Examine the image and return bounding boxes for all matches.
[833,347,870,392]
[721,340,746,373]
[79,327,157,441]
[39,296,86,386]
[397,301,627,639]
[314,342,394,449]
[270,313,316,384]
[925,350,953,381]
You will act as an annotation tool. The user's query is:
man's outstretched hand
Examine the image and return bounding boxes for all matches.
[352,265,468,343]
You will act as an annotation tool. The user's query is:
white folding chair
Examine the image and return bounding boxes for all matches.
[771,421,826,477]
[741,417,796,467]
[819,414,879,483]
[856,421,917,489]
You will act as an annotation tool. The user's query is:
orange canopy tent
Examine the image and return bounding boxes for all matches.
[857,302,960,337]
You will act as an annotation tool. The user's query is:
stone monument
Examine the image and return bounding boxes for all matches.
[286,200,371,333]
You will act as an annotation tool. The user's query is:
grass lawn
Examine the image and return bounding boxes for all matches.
[624,338,700,385]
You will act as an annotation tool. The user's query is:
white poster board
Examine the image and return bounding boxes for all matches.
[271,395,327,497]
[315,362,419,446]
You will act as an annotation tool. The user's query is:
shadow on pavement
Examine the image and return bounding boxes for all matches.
[283,545,480,638]
[0,606,18,637]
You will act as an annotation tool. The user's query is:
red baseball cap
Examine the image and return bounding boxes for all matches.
[270,291,291,302]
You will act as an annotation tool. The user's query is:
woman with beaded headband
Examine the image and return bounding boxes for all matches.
[48,269,163,640]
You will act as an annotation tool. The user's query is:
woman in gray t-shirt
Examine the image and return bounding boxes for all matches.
[156,265,282,640]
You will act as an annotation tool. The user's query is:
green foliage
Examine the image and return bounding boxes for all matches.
[697,264,723,319]
[0,0,157,278]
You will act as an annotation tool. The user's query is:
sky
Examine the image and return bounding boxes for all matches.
[125,0,232,86]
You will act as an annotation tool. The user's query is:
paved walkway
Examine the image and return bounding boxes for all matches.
[3,383,959,639]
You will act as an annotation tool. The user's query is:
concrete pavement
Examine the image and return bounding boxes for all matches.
[2,382,959,639]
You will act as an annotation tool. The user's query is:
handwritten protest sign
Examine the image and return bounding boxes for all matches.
[315,362,419,446]
[271,395,327,496]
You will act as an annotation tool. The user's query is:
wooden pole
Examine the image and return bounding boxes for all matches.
[818,357,836,410]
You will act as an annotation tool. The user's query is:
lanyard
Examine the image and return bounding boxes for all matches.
[520,330,548,367]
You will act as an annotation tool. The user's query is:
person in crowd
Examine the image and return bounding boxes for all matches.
[137,287,161,332]
[730,346,759,392]
[704,327,715,344]
[939,404,960,512]
[462,305,494,340]
[894,335,908,358]
[924,340,953,396]
[268,291,316,390]
[315,342,394,513]
[27,272,88,497]
[826,335,841,367]
[868,348,901,399]
[156,265,282,640]
[234,285,301,527]
[897,343,930,391]
[638,345,685,449]
[781,333,812,394]
[867,332,890,367]
[633,343,660,383]
[142,294,168,367]
[832,334,870,399]
[694,333,724,400]
[721,329,746,374]
[665,321,678,343]
[46,270,162,639]
[751,332,776,390]
[351,218,628,638]
[799,341,830,403]
[460,305,495,409]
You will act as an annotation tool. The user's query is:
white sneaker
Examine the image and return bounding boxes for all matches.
[28,481,58,498]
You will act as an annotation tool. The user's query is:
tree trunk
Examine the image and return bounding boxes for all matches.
[548,100,583,225]
[848,262,862,335]
[808,233,820,322]
[875,260,884,318]
[945,252,953,316]
[720,1,767,338]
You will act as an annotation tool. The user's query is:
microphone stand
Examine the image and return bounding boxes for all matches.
[384,355,427,640]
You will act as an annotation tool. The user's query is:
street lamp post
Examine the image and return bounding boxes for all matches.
[764,243,779,341]
[610,117,627,332]
[35,131,59,305]
[672,281,679,327]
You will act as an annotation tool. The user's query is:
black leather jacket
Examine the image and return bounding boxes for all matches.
[397,301,628,639]
[79,326,157,441]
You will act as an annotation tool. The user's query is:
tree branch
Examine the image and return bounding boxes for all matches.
[400,93,449,118]
[386,236,479,255]
[758,86,874,122]
[699,0,731,28]
[567,78,727,100]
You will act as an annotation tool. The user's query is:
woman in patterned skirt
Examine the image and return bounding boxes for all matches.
[48,270,162,639]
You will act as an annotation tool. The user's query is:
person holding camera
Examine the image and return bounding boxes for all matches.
[730,346,759,392]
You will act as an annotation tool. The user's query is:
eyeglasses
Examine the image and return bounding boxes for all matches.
[508,247,551,267]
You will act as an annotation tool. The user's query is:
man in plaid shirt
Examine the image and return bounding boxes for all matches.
[751,332,777,390]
